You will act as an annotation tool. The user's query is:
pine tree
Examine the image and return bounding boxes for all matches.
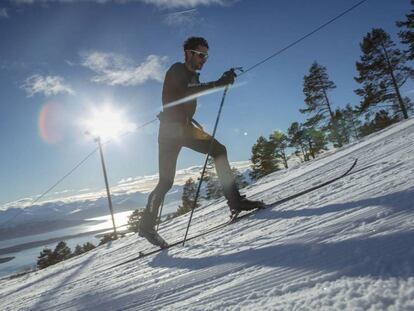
[37,247,54,269]
[250,136,279,180]
[300,62,342,147]
[82,242,96,252]
[128,209,145,233]
[99,233,118,246]
[355,28,411,120]
[53,241,72,262]
[73,245,84,256]
[232,167,249,189]
[201,158,215,183]
[287,122,309,162]
[303,127,328,157]
[73,242,96,256]
[359,110,399,136]
[269,130,289,169]
[330,109,352,146]
[391,96,414,117]
[175,178,198,217]
[339,104,362,141]
[301,62,336,120]
[205,176,223,199]
[203,158,223,200]
[397,0,414,60]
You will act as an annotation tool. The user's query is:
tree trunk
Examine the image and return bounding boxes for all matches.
[307,138,315,159]
[300,144,308,162]
[323,89,335,120]
[380,42,409,119]
[281,151,288,169]
[351,118,360,140]
[323,88,343,147]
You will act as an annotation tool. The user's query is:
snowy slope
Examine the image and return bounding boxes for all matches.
[1,119,414,310]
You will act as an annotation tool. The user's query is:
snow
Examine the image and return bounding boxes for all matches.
[1,119,414,310]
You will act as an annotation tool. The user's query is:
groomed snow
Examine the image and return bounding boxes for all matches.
[1,118,414,310]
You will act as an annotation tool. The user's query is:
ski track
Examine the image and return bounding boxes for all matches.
[1,119,414,310]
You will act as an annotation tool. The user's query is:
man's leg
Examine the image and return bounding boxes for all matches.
[182,126,241,209]
[141,142,181,231]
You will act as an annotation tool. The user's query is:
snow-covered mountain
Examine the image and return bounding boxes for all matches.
[1,119,413,310]
[0,162,252,239]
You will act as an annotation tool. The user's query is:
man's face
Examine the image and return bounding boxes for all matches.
[186,45,208,71]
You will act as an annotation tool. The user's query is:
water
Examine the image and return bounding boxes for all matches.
[0,210,135,279]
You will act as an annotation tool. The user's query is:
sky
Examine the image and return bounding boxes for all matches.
[0,0,413,207]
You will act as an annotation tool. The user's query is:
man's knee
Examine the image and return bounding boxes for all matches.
[157,178,174,194]
[210,141,227,158]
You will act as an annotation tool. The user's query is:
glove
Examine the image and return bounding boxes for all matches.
[215,69,236,87]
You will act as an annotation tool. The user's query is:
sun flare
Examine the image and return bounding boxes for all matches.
[83,106,136,141]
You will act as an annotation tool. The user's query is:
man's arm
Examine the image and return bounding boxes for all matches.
[186,69,236,97]
[163,65,236,106]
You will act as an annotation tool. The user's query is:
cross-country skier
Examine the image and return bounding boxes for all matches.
[138,36,262,248]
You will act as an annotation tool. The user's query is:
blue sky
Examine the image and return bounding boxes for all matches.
[0,0,412,207]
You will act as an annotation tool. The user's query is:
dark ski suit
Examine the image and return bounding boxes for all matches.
[143,62,241,227]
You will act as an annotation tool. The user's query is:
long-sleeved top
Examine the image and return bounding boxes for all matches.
[161,62,216,123]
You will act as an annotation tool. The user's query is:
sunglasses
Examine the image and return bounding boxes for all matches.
[189,49,209,59]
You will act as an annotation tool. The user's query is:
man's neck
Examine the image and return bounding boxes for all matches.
[185,61,196,73]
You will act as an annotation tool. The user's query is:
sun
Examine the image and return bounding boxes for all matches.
[83,105,136,141]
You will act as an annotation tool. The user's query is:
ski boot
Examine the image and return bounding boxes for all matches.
[138,209,169,249]
[138,227,169,249]
[229,195,265,220]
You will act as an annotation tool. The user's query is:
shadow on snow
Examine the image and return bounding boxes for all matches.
[150,189,414,278]
[150,230,414,278]
[260,188,414,220]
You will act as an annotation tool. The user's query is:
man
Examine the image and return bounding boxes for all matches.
[139,37,262,248]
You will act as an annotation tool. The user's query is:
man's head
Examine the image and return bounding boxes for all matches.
[183,36,209,71]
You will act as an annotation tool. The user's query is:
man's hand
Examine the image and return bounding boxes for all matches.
[215,69,237,87]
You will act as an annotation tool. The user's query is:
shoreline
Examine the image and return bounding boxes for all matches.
[0,257,15,264]
[0,227,113,256]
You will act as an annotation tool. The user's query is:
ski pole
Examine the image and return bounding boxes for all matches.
[182,86,230,246]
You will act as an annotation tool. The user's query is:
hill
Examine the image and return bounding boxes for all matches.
[0,119,413,310]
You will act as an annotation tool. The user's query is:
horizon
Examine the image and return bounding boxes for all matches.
[0,160,252,211]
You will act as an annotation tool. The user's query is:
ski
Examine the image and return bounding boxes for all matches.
[111,222,228,268]
[112,158,357,268]
[228,158,358,223]
[228,201,266,224]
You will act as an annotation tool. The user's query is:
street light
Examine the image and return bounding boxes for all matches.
[85,132,118,238]
[83,105,136,239]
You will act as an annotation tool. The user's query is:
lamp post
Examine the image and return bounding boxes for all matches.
[87,133,118,238]
[83,105,136,239]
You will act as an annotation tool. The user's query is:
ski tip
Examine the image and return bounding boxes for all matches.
[347,158,358,172]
